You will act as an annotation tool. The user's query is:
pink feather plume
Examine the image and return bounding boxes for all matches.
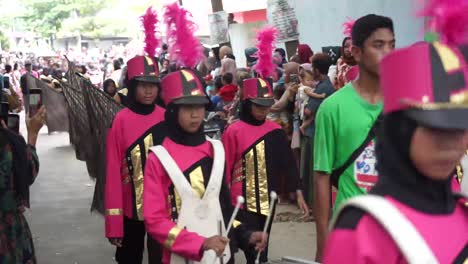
[343,17,355,37]
[420,0,468,45]
[253,26,278,79]
[140,6,160,58]
[163,2,205,68]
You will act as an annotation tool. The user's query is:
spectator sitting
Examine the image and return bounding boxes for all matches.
[218,72,238,103]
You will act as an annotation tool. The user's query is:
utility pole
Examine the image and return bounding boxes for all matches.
[211,0,223,12]
[210,0,231,51]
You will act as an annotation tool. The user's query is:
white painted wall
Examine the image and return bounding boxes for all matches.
[229,21,267,68]
[288,0,424,51]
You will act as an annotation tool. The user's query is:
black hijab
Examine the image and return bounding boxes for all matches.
[164,103,205,146]
[103,79,117,97]
[239,100,265,126]
[372,112,455,214]
[126,79,165,115]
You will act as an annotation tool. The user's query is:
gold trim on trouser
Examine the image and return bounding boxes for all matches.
[256,141,269,215]
[106,208,123,216]
[189,166,206,198]
[245,148,256,213]
[130,134,153,221]
[244,140,269,215]
[164,226,183,249]
[130,145,143,220]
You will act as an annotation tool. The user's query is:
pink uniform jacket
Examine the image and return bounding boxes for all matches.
[323,196,468,263]
[105,107,166,238]
[144,138,213,263]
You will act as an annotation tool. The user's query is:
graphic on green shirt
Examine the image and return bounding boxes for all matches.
[313,83,382,210]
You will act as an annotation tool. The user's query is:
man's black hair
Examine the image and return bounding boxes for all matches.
[5,65,12,73]
[162,43,168,50]
[222,72,233,84]
[225,54,236,60]
[311,53,332,75]
[352,14,394,48]
[274,48,286,59]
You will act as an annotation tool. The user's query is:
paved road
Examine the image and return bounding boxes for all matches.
[24,125,317,264]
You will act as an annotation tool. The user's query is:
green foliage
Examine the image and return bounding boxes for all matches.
[20,0,110,38]
[0,30,10,50]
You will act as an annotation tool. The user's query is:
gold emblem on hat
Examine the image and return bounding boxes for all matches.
[191,90,201,95]
[145,56,154,66]
[433,42,460,72]
[181,70,195,81]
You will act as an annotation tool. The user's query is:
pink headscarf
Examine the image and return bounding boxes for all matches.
[220,58,237,84]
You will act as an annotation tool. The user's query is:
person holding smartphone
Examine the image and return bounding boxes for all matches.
[0,104,45,264]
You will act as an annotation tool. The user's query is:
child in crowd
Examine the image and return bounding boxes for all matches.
[204,74,215,97]
[219,72,238,104]
[298,69,326,134]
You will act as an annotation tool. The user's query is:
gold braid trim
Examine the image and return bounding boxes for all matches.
[456,164,463,184]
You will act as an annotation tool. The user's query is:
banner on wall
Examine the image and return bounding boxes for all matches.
[267,0,299,41]
[209,11,230,45]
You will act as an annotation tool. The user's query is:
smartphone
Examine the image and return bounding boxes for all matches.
[29,88,42,117]
[7,114,19,134]
[3,76,10,89]
[290,74,299,84]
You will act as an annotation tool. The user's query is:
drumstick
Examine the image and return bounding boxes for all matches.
[212,196,244,264]
[255,191,278,264]
[218,220,224,264]
[225,196,245,236]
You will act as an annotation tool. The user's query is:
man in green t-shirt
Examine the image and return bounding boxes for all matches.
[313,14,395,261]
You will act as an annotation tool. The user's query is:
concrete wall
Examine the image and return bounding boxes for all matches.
[289,0,424,51]
[229,21,267,68]
[55,37,80,51]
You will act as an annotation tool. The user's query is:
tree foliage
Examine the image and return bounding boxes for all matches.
[20,0,110,38]
[0,30,10,50]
